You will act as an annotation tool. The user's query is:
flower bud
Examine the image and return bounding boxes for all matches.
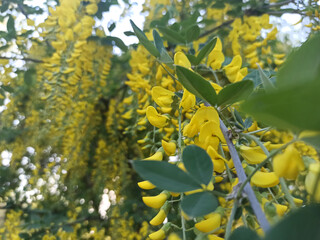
[142,191,170,209]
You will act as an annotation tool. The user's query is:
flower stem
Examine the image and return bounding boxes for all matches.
[225,200,239,239]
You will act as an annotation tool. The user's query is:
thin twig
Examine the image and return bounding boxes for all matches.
[225,200,239,239]
[199,20,234,38]
[0,56,43,63]
[267,0,294,8]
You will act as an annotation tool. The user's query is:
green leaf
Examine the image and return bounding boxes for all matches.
[257,65,275,92]
[108,22,116,32]
[176,66,217,106]
[124,31,135,36]
[181,192,219,218]
[182,145,213,185]
[234,109,244,126]
[1,85,13,93]
[102,36,128,51]
[130,20,160,57]
[186,54,197,65]
[229,227,261,240]
[277,33,320,89]
[160,50,174,69]
[24,69,36,85]
[7,15,16,38]
[265,204,320,240]
[186,25,200,43]
[241,80,320,132]
[217,80,254,106]
[153,29,164,52]
[132,160,202,192]
[157,26,185,44]
[244,117,253,129]
[195,37,217,65]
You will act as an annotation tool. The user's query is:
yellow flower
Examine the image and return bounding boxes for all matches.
[266,27,278,40]
[207,146,226,173]
[183,106,220,138]
[240,145,267,164]
[174,52,191,68]
[149,223,171,240]
[223,55,246,83]
[208,235,224,240]
[198,121,222,150]
[251,171,279,188]
[146,106,169,128]
[305,162,320,202]
[145,151,163,161]
[123,95,134,104]
[86,3,98,15]
[168,233,181,240]
[151,86,174,108]
[180,88,196,111]
[121,109,133,119]
[262,198,287,216]
[195,212,221,233]
[273,144,304,180]
[142,192,169,209]
[138,180,156,190]
[161,140,176,156]
[208,38,225,70]
[149,229,166,240]
[150,209,167,226]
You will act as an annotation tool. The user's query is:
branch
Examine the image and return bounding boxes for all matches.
[267,0,294,8]
[0,56,43,63]
[220,120,270,232]
[199,20,234,38]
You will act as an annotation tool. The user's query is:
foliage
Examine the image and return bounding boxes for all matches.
[0,0,320,239]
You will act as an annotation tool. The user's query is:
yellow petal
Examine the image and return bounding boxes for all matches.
[162,140,176,156]
[251,171,279,188]
[195,213,221,233]
[146,106,169,128]
[180,88,196,111]
[273,144,304,180]
[138,180,156,190]
[152,86,174,108]
[145,151,163,161]
[143,193,168,209]
[150,209,167,226]
[240,145,267,164]
[174,52,191,68]
[149,229,166,240]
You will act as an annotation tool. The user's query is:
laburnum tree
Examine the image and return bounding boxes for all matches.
[0,0,320,239]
